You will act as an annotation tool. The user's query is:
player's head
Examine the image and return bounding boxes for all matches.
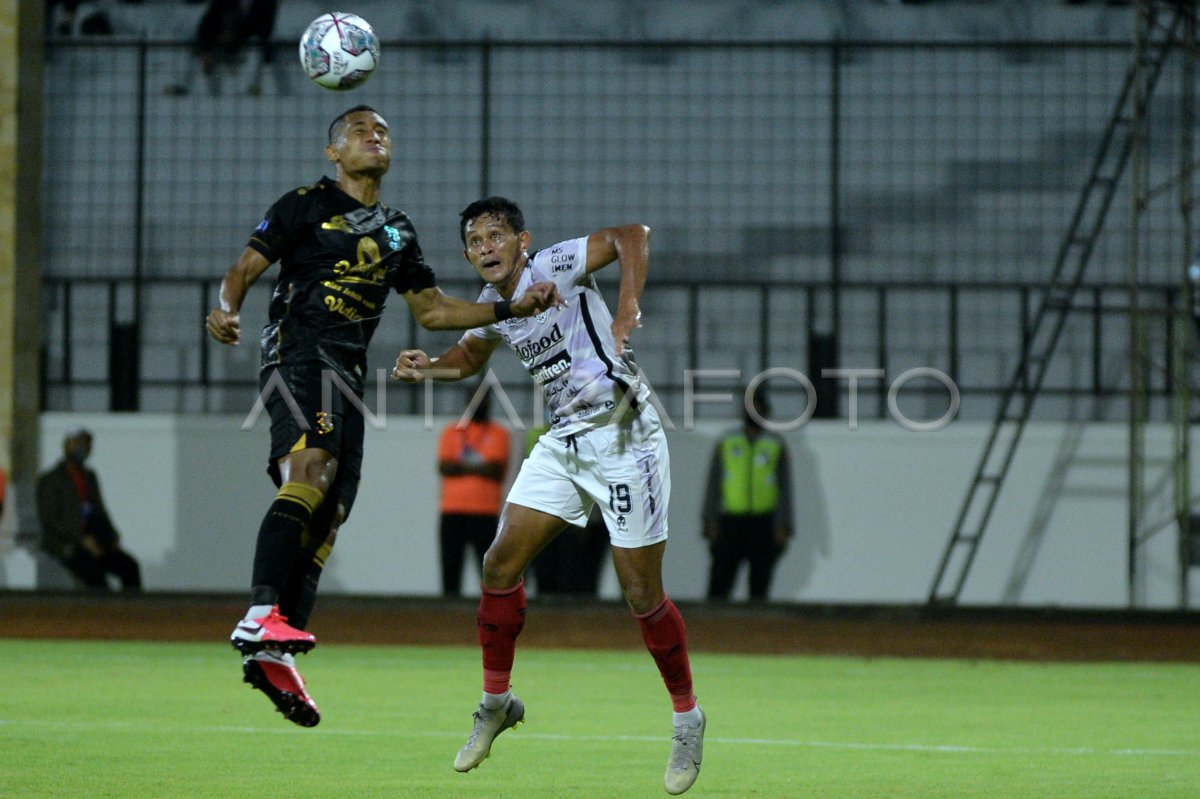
[460,196,532,288]
[326,105,390,177]
[328,105,380,144]
[459,197,525,244]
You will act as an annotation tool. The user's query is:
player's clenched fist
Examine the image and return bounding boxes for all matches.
[392,349,432,382]
[206,309,241,345]
[512,281,565,316]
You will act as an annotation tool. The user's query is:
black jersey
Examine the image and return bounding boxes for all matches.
[247,176,437,391]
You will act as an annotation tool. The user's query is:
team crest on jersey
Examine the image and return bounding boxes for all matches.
[384,225,401,251]
[535,311,549,324]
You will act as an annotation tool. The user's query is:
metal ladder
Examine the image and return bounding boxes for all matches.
[927,6,1183,605]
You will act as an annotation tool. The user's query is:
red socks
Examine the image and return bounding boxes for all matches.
[478,585,693,712]
[636,597,696,712]
[477,582,527,694]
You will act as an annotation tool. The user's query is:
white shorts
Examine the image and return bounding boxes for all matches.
[507,407,670,549]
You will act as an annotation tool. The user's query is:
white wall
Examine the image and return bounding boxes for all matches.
[1,412,1193,609]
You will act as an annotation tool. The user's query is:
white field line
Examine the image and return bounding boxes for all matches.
[1,717,1197,758]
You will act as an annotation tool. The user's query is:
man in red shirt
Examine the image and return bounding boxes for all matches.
[437,390,511,597]
[35,428,141,591]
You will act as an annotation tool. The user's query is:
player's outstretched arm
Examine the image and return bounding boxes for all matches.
[206,247,272,345]
[392,334,500,384]
[403,282,564,331]
[585,224,651,349]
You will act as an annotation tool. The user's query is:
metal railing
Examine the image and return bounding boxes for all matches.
[41,275,1186,423]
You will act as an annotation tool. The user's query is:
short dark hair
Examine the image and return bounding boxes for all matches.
[63,427,92,443]
[469,385,492,423]
[459,196,525,244]
[328,104,380,144]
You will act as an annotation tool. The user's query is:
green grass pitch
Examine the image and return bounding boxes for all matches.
[1,639,1198,798]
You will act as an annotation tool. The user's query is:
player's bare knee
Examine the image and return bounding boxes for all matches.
[480,549,522,589]
[301,466,336,494]
[280,450,339,493]
[622,582,664,615]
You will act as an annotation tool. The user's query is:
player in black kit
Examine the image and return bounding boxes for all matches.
[206,105,561,727]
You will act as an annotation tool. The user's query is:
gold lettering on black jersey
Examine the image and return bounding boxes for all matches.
[357,236,381,267]
[321,215,354,233]
[332,236,387,285]
[324,294,364,321]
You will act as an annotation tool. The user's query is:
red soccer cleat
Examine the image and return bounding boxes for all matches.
[243,650,320,727]
[230,605,316,655]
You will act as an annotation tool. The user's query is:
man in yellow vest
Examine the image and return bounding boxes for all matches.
[702,391,793,600]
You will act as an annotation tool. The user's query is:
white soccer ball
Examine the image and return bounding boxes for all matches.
[299,12,380,91]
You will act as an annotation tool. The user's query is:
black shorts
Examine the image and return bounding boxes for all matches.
[261,364,364,519]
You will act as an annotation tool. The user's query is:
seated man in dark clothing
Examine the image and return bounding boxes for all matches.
[36,428,142,591]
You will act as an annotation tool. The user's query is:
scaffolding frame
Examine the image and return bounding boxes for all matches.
[928,1,1197,607]
[1129,0,1198,607]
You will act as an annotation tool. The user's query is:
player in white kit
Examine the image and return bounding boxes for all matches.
[392,197,705,795]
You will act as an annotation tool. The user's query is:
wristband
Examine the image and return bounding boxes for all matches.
[493,299,514,321]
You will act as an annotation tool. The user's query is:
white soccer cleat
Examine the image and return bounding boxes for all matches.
[454,694,525,772]
[664,706,706,795]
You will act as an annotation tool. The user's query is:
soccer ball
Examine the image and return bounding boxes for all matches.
[299,12,380,91]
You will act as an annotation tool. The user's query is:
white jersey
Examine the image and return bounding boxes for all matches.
[468,236,651,437]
